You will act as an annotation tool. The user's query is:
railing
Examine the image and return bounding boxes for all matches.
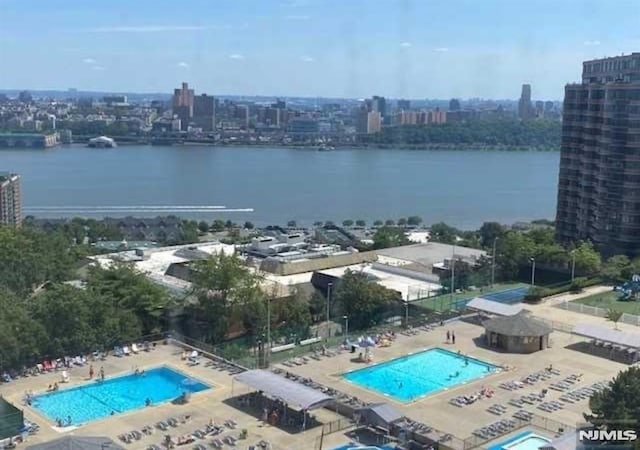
[462,413,574,449]
[557,301,640,327]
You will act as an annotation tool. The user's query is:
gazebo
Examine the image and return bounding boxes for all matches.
[483,312,552,354]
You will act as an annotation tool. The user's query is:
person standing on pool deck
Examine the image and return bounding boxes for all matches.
[452,331,456,344]
[89,364,94,379]
[446,330,450,343]
[99,366,105,381]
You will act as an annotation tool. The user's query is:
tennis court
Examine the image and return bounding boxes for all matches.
[481,286,530,304]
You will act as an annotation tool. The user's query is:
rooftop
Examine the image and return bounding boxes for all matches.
[483,312,553,337]
[376,242,486,271]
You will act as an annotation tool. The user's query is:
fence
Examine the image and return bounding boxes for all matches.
[462,412,574,449]
[558,301,640,327]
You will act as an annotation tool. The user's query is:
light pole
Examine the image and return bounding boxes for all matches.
[530,257,536,287]
[343,315,349,342]
[491,237,498,287]
[266,296,271,366]
[450,245,456,309]
[404,301,409,328]
[326,282,333,338]
[570,250,576,283]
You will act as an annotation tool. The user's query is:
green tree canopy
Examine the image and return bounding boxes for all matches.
[586,367,640,441]
[333,270,398,329]
[429,222,458,244]
[372,226,410,249]
[572,241,602,275]
[407,216,422,226]
[478,222,506,248]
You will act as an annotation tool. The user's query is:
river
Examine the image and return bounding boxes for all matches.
[0,145,559,229]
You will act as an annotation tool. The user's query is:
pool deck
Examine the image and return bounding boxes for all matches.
[0,287,634,450]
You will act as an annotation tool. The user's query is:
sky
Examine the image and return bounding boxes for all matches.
[1,0,639,100]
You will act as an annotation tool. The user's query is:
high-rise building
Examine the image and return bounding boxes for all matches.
[535,100,544,117]
[0,173,22,226]
[518,84,534,121]
[172,82,194,131]
[193,94,216,131]
[397,99,411,110]
[544,101,555,114]
[555,53,640,256]
[356,107,382,134]
[449,98,461,111]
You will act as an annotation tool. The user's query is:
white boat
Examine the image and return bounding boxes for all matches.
[88,136,117,148]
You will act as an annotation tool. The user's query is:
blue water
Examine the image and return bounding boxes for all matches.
[488,431,551,450]
[0,145,559,229]
[32,366,210,425]
[344,348,498,402]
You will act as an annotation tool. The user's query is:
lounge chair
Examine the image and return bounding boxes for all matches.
[131,344,140,354]
[122,346,131,356]
[114,347,124,357]
[61,371,70,383]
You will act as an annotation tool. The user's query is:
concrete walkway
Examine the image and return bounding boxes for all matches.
[525,285,640,334]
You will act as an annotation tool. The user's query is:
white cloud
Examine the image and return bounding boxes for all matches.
[92,66,105,71]
[177,62,190,68]
[301,55,315,62]
[78,25,207,33]
[434,47,449,52]
[82,58,96,64]
[583,40,601,46]
[284,15,311,20]
[229,53,245,60]
[400,42,412,48]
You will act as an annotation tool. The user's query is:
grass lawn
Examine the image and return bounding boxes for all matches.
[573,290,640,315]
[413,282,528,312]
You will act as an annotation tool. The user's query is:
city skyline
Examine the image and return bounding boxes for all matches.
[1,0,639,99]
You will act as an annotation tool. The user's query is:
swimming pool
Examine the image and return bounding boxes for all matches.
[488,431,551,450]
[343,347,498,402]
[32,366,210,425]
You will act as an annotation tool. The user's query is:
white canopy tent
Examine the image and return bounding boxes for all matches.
[466,297,524,316]
[572,323,640,349]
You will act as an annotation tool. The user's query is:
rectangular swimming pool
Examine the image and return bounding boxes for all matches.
[488,431,551,450]
[32,366,210,425]
[343,347,498,402]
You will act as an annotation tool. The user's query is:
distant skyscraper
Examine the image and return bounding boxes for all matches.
[18,91,32,103]
[518,84,534,121]
[0,173,22,226]
[544,101,554,114]
[356,107,382,134]
[173,82,194,131]
[556,53,640,256]
[449,98,461,111]
[535,100,544,117]
[193,94,216,131]
[271,99,286,109]
[397,99,411,110]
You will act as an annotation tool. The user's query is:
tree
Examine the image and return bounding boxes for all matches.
[602,255,631,283]
[198,221,209,233]
[185,253,262,344]
[324,221,335,227]
[397,218,408,227]
[333,270,398,329]
[309,290,327,322]
[0,289,47,368]
[586,367,640,442]
[495,231,536,280]
[342,220,354,228]
[355,220,366,227]
[86,264,171,334]
[372,227,410,249]
[478,222,505,248]
[373,220,383,227]
[429,222,458,244]
[573,241,602,275]
[523,286,549,303]
[287,220,297,228]
[606,308,623,330]
[211,220,226,232]
[384,219,396,226]
[271,287,311,341]
[313,221,323,227]
[440,260,476,291]
[407,216,422,226]
[243,221,254,230]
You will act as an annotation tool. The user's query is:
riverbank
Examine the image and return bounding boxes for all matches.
[70,137,558,151]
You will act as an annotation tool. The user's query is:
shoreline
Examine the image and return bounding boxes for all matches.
[66,139,559,152]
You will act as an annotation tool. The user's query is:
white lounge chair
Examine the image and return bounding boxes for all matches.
[131,343,140,354]
[61,371,70,383]
[122,346,131,356]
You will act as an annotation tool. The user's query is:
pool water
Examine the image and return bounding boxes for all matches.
[343,347,498,402]
[488,431,551,450]
[32,366,210,425]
